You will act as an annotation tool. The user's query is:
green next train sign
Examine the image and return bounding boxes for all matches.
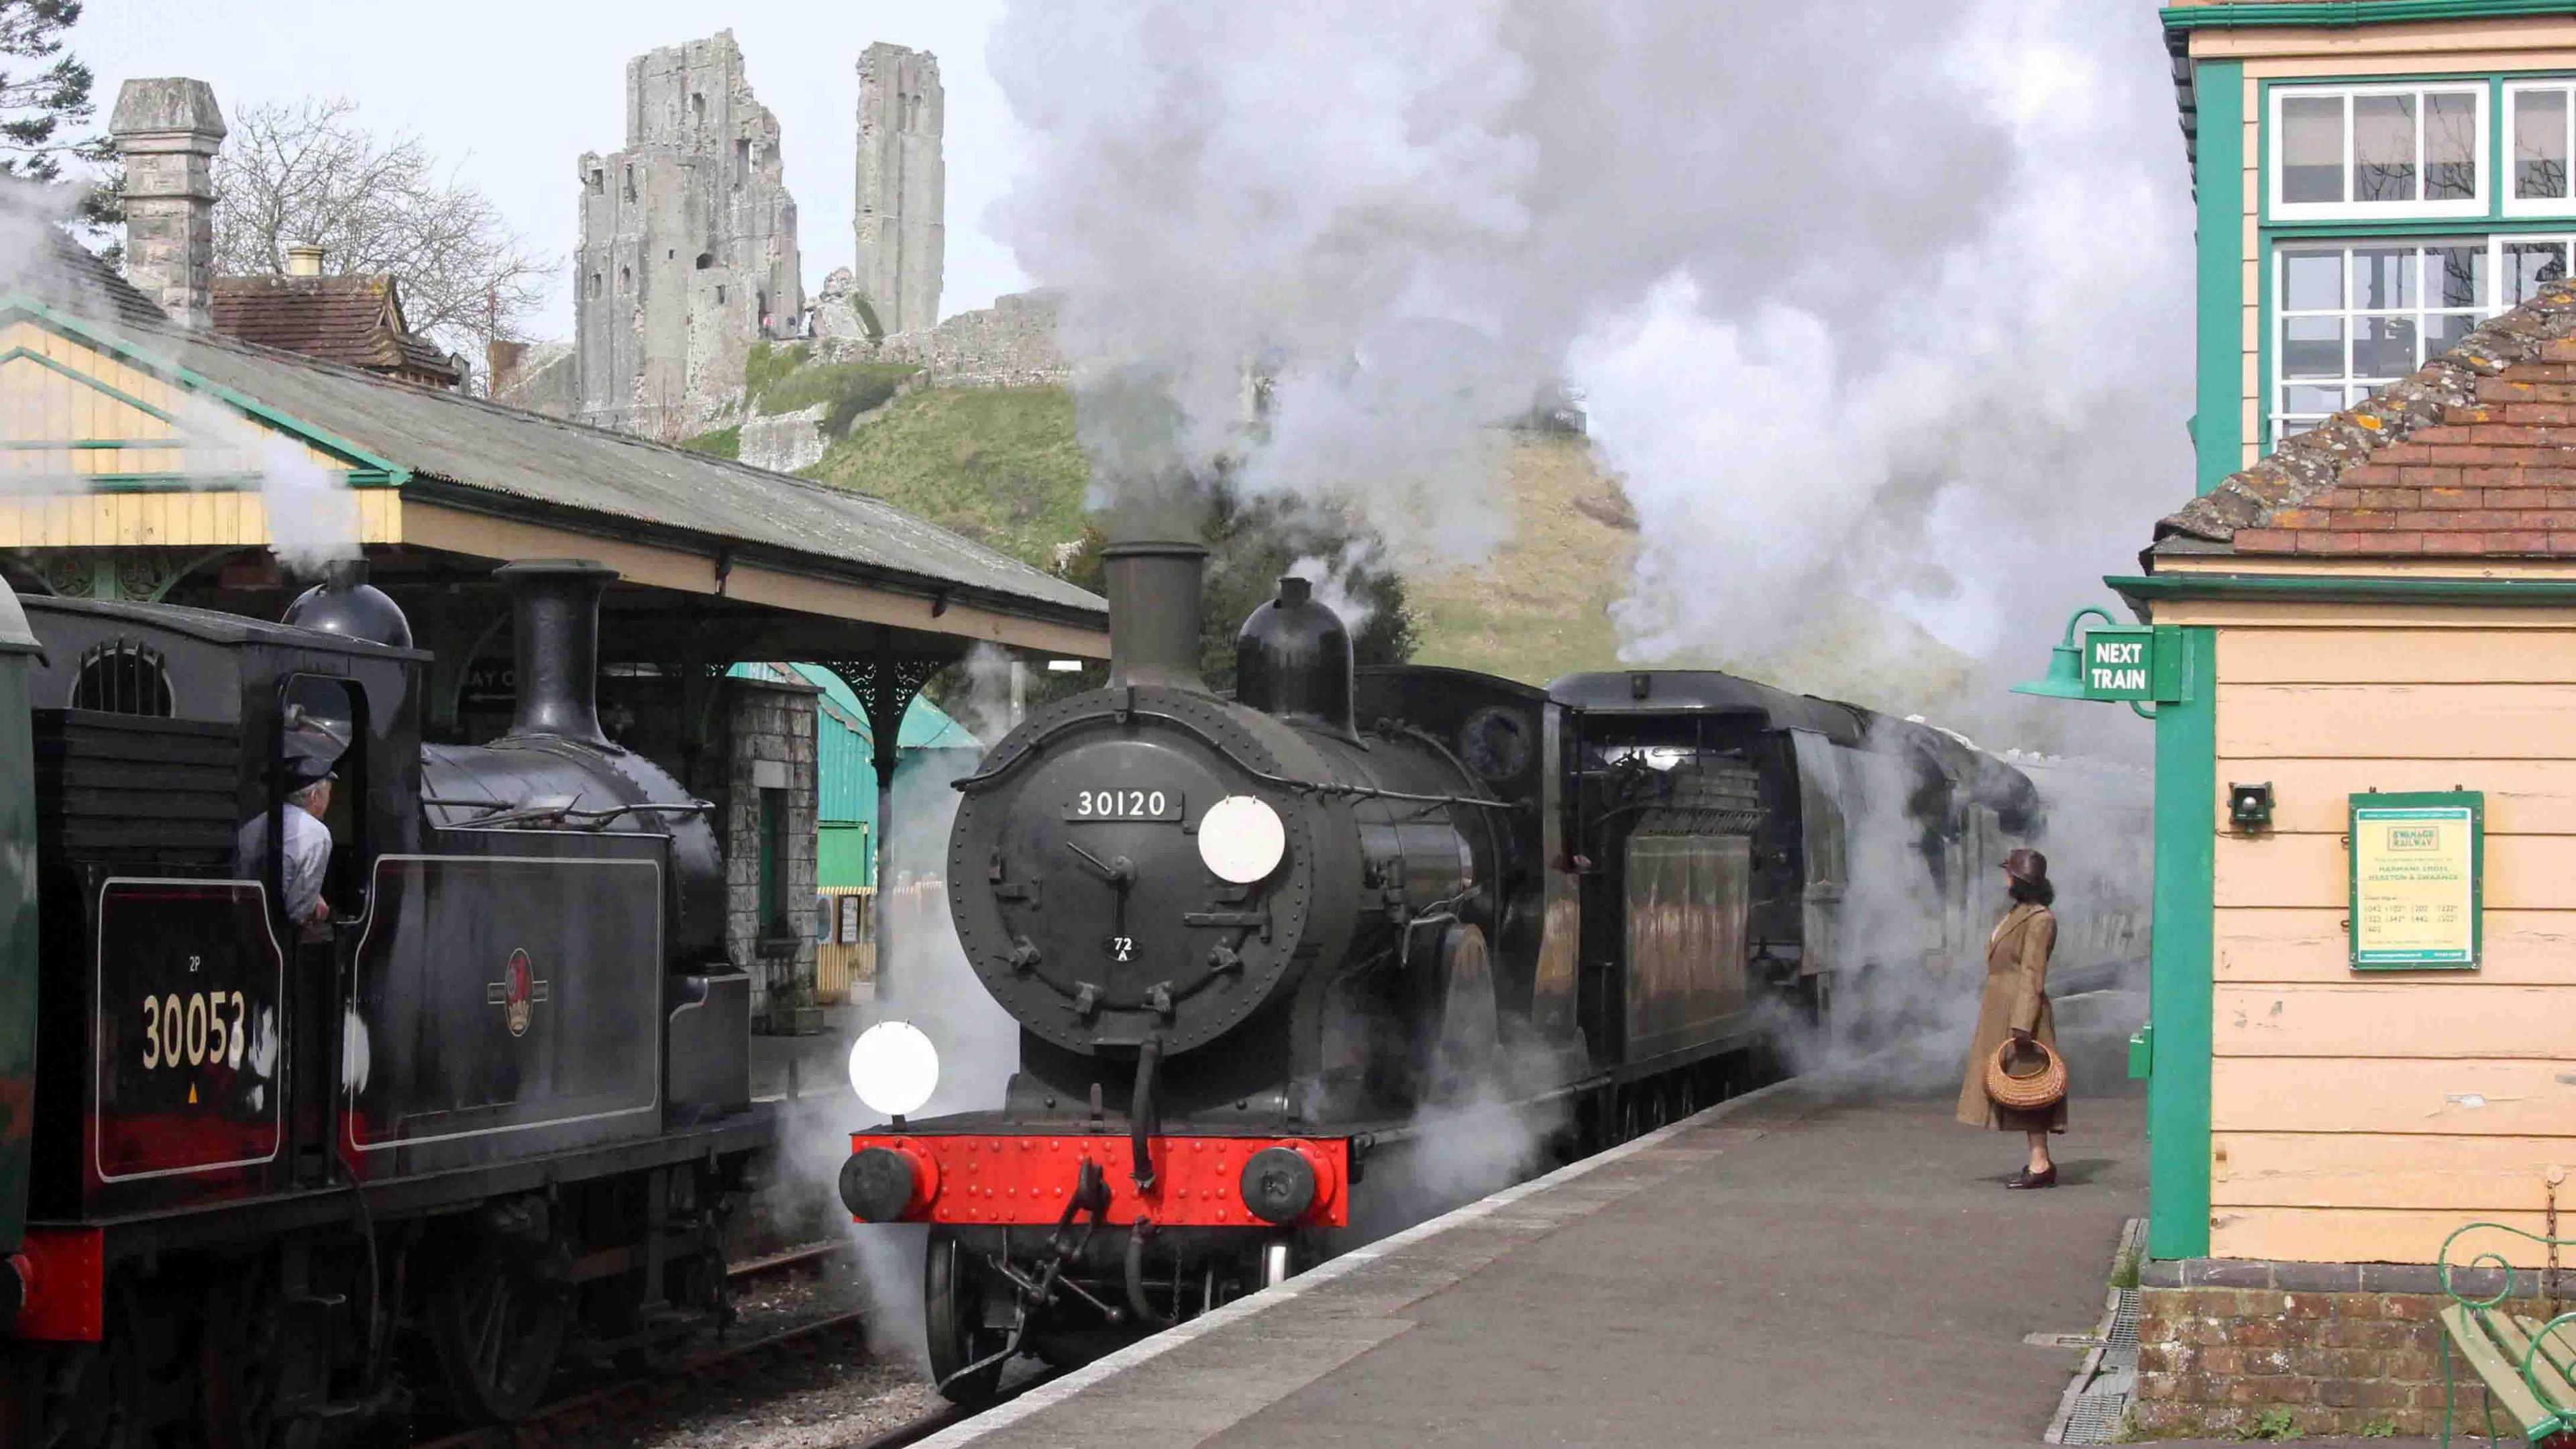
[2011,610,2186,708]
[2084,626,2156,702]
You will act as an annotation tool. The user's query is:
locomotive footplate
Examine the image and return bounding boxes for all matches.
[840,1130,1349,1230]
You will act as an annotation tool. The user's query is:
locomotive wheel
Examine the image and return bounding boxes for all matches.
[44,1276,196,1448]
[924,1232,1008,1406]
[428,1243,571,1424]
[203,1262,325,1449]
[616,1244,731,1376]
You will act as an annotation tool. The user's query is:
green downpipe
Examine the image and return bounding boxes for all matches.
[2149,627,2218,1260]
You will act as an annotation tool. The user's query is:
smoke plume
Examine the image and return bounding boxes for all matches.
[991,1,2190,743]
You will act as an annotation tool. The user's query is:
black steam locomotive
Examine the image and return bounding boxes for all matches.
[0,561,765,1445]
[839,542,2137,1402]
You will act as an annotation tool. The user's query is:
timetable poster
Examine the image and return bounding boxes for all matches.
[2350,793,2482,970]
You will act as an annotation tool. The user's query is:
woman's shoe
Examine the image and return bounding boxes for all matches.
[2006,1166,2058,1190]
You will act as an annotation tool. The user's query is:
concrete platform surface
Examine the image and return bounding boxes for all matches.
[918,1077,2149,1448]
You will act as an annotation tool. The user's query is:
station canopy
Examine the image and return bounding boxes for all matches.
[0,231,1107,735]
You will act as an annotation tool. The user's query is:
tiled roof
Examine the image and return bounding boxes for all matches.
[209,273,460,386]
[23,229,167,328]
[2154,281,2576,560]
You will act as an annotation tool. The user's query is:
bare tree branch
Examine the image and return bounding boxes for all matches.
[212,96,553,366]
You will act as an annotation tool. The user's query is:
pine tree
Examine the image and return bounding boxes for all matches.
[0,1,115,228]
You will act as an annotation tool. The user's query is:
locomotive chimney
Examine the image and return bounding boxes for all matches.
[494,559,617,746]
[1101,539,1206,693]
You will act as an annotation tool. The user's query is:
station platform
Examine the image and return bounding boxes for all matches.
[918,1073,2150,1449]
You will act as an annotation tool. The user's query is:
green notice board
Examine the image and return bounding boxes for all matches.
[2349,791,2483,970]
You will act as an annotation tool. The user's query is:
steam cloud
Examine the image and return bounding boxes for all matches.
[991,1,2191,744]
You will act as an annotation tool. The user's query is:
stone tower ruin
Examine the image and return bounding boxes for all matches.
[853,42,945,337]
[574,31,802,440]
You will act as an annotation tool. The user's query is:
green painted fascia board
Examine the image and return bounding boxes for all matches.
[2167,1,2576,29]
[2149,627,2218,1260]
[2112,571,2576,604]
[0,291,411,488]
[2198,60,2248,496]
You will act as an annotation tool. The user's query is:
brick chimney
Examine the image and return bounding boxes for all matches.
[108,78,226,330]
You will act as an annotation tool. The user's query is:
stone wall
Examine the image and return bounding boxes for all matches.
[738,402,828,474]
[874,289,1066,388]
[488,339,577,417]
[574,30,803,441]
[698,676,819,1029]
[2135,1259,2545,1439]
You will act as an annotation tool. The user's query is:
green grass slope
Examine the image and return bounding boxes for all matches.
[803,386,1093,567]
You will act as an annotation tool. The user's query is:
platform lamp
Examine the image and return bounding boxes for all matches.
[2009,606,2121,700]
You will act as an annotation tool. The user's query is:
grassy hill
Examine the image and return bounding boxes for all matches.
[1396,433,1639,686]
[804,386,1093,568]
[801,385,1648,685]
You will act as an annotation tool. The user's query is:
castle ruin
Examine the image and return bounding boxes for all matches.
[574,32,802,439]
[853,43,944,337]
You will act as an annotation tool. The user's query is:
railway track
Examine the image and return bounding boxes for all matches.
[409,1242,879,1449]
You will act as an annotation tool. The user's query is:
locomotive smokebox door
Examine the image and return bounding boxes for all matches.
[950,688,1353,1058]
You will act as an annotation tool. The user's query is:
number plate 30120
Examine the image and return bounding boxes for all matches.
[1063,789,1183,822]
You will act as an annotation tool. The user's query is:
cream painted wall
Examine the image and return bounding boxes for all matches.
[2203,604,2576,1265]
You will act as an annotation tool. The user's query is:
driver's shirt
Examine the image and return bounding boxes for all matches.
[234,806,332,921]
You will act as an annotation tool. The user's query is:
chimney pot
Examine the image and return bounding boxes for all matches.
[107,78,225,331]
[286,244,325,278]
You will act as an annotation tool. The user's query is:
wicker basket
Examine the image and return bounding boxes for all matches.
[1985,1036,2068,1112]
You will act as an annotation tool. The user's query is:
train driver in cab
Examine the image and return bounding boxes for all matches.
[236,752,337,928]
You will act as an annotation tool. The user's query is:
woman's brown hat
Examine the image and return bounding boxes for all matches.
[2002,847,2048,885]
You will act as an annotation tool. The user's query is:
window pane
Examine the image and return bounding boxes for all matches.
[2355,93,2418,202]
[2426,91,2479,201]
[2353,246,2416,310]
[2355,315,2418,377]
[2517,89,2569,199]
[2426,311,2481,354]
[2282,94,2345,204]
[2282,317,2345,378]
[2284,385,2347,417]
[2282,249,2345,311]
[2430,244,2487,308]
[2508,240,2571,304]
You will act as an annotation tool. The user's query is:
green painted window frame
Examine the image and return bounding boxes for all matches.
[2349,789,2485,970]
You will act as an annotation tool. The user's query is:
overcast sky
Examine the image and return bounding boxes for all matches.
[72,0,1033,339]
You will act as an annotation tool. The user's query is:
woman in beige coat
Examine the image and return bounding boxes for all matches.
[1955,847,2066,1188]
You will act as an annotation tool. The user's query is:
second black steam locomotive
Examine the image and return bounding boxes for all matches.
[841,541,2146,1401]
[1,561,765,1446]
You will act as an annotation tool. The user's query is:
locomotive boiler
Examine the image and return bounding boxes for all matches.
[1,560,766,1445]
[839,540,2140,1403]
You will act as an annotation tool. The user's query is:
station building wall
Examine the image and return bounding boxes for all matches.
[2159,584,2576,1267]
